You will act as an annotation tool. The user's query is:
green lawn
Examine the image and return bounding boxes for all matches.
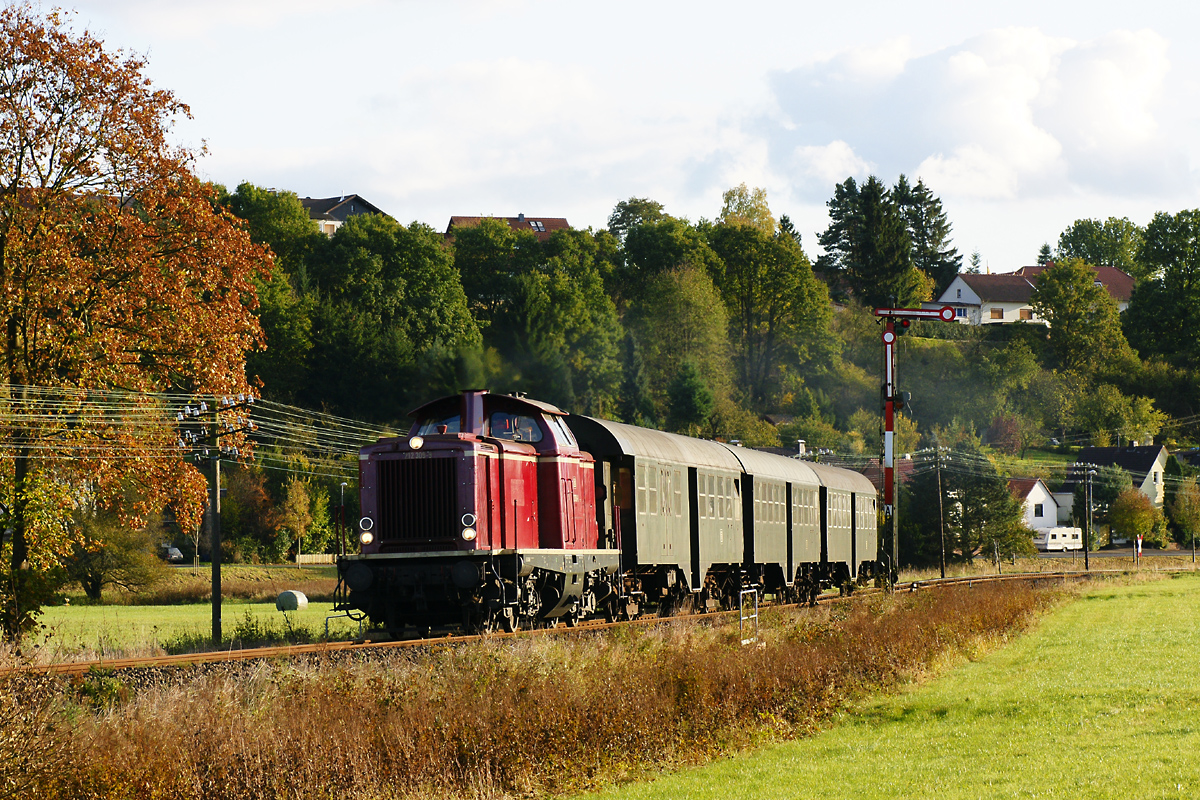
[36,599,363,659]
[584,573,1200,799]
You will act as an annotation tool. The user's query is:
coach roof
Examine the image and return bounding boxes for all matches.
[566,416,743,471]
[718,444,821,486]
[807,461,877,494]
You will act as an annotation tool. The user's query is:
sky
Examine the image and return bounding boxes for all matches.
[66,0,1200,271]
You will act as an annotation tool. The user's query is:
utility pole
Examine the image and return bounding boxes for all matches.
[340,481,349,557]
[936,447,946,579]
[177,395,256,644]
[875,304,956,583]
[1085,467,1095,572]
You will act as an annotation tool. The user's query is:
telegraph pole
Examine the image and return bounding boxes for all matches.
[936,447,946,579]
[177,395,256,644]
[875,305,956,582]
[1085,467,1094,572]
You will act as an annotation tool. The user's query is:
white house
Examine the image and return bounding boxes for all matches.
[935,265,1135,325]
[300,195,389,236]
[1059,446,1169,512]
[1008,478,1058,530]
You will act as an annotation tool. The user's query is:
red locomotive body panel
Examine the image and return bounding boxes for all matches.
[537,455,598,549]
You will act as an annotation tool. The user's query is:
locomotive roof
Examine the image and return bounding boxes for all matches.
[716,444,821,487]
[806,460,877,494]
[407,391,567,419]
[566,416,743,470]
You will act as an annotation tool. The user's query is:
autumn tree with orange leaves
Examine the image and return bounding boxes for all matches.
[0,4,268,636]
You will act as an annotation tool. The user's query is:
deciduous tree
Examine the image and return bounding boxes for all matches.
[0,5,268,635]
[1169,477,1200,549]
[1030,258,1134,376]
[1056,217,1145,278]
[606,197,666,242]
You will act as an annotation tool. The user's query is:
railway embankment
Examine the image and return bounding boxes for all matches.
[3,578,1061,799]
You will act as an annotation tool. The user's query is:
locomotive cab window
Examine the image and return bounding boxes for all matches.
[417,413,461,435]
[488,411,543,442]
[545,415,577,447]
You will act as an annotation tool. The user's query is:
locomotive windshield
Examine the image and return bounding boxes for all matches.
[489,411,543,442]
[416,413,461,435]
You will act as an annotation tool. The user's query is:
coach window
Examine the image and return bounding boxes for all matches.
[617,468,633,509]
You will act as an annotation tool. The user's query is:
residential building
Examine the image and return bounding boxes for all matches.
[1007,478,1058,530]
[445,213,570,243]
[937,273,1041,325]
[301,195,389,236]
[934,264,1135,325]
[1055,445,1169,519]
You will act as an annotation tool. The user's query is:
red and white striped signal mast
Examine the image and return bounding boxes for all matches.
[874,304,956,582]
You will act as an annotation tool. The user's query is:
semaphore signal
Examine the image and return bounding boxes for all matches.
[873,305,956,583]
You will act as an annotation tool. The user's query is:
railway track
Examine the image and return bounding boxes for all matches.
[12,570,1099,678]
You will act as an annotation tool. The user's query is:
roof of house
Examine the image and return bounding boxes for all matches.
[942,264,1136,307]
[1013,264,1135,303]
[1062,445,1168,490]
[957,273,1037,303]
[446,214,570,242]
[1008,478,1046,501]
[300,195,388,222]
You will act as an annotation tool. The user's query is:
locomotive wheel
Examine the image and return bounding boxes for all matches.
[501,608,519,633]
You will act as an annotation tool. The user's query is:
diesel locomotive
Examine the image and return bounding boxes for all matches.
[335,389,879,635]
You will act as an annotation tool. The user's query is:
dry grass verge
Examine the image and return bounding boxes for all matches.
[6,582,1055,800]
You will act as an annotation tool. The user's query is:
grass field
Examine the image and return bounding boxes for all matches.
[582,572,1200,800]
[34,598,364,660]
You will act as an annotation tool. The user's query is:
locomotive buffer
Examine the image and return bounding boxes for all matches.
[874,305,955,578]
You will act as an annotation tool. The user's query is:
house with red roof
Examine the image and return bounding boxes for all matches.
[445,213,570,243]
[934,264,1135,325]
[1007,478,1058,530]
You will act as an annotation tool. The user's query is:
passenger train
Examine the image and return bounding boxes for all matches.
[335,390,880,635]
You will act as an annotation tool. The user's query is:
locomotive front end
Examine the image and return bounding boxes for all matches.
[336,389,617,636]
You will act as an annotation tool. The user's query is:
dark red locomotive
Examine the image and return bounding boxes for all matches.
[339,390,620,633]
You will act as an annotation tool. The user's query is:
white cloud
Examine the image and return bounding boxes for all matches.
[765,26,1188,201]
[792,141,872,187]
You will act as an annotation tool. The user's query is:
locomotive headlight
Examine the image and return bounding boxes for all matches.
[359,531,374,545]
[461,527,477,541]
[359,516,374,531]
[408,436,424,450]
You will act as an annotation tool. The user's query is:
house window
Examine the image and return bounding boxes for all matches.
[1034,503,1044,517]
[957,288,962,299]
[530,221,546,232]
[1154,471,1160,483]
[955,307,966,318]
[1020,308,1032,320]
[1094,280,1103,287]
[990,308,1003,320]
